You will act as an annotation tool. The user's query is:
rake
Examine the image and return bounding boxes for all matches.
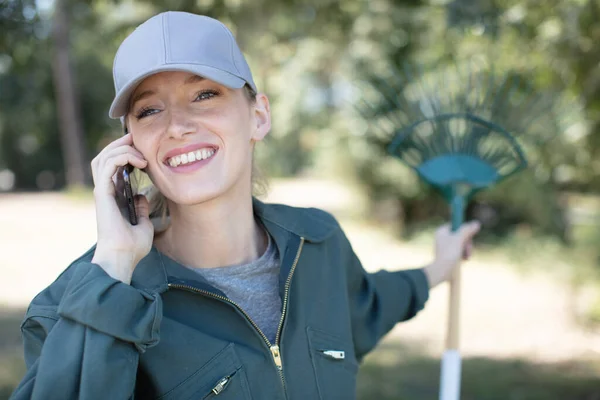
[356,60,547,400]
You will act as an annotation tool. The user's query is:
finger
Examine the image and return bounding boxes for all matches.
[96,153,148,194]
[100,132,134,153]
[105,153,148,176]
[114,167,126,193]
[134,194,150,221]
[98,146,146,173]
[436,223,451,238]
[134,195,155,233]
[92,145,145,185]
[459,220,481,240]
[92,134,134,171]
[463,241,473,260]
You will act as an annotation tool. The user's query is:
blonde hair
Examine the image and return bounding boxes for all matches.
[129,84,268,232]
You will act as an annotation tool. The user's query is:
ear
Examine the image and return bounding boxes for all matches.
[250,93,271,142]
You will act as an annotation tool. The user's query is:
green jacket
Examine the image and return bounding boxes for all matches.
[11,200,429,400]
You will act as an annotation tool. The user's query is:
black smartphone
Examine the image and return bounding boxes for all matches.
[122,165,138,225]
[118,126,137,225]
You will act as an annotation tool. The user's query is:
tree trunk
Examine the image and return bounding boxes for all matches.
[51,0,87,188]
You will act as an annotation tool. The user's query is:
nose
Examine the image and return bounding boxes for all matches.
[166,107,196,139]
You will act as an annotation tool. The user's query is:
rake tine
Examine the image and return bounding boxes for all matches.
[462,62,475,115]
[407,62,438,119]
[444,65,458,115]
[394,72,424,124]
[513,93,554,136]
[463,124,478,156]
[513,89,546,123]
[498,73,525,118]
[371,75,402,111]
[473,67,491,116]
[381,69,425,125]
[479,66,497,121]
[425,65,446,118]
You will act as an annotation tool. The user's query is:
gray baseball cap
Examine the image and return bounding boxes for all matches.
[109,11,257,119]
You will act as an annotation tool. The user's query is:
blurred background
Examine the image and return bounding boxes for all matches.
[1,0,600,398]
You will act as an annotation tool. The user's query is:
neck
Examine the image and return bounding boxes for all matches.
[154,188,267,270]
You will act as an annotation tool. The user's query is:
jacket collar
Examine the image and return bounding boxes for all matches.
[131,198,337,292]
[251,197,336,243]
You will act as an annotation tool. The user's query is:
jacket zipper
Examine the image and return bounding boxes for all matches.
[204,373,233,398]
[167,237,305,397]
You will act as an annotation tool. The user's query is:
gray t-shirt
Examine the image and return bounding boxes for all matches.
[193,235,282,343]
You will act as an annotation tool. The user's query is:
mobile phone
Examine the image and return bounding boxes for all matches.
[122,165,138,225]
[120,125,137,225]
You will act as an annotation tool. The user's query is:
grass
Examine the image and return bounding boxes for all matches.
[1,307,599,400]
[0,308,26,400]
[357,341,600,400]
[2,184,599,399]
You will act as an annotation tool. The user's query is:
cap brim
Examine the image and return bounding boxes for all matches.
[109,64,246,119]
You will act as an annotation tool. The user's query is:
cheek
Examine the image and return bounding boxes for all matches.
[204,113,251,155]
[131,134,159,170]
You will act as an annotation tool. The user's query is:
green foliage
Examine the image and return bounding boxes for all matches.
[341,0,595,239]
[0,0,599,242]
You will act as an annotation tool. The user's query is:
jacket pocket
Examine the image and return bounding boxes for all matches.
[307,327,359,400]
[157,343,252,400]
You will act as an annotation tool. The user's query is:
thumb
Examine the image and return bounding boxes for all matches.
[459,220,481,242]
[134,194,151,221]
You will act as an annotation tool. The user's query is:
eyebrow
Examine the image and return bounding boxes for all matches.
[129,90,155,110]
[129,75,207,110]
[185,75,205,84]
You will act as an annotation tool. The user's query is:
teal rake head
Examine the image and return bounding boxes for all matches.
[387,112,527,202]
[357,61,541,229]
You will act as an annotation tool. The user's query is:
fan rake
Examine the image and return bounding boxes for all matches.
[356,60,547,400]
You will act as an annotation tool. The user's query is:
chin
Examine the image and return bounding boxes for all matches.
[164,185,225,206]
[150,160,251,207]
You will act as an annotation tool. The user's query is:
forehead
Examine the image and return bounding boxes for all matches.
[133,71,207,94]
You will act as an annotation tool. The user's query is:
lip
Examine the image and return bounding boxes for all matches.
[162,143,219,164]
[164,150,217,173]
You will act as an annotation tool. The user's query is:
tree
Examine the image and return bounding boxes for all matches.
[51,0,87,187]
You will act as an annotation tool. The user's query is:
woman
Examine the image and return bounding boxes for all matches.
[11,11,480,400]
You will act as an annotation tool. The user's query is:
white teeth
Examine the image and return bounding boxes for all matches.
[167,148,215,167]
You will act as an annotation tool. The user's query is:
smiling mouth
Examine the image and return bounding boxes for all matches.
[166,148,217,167]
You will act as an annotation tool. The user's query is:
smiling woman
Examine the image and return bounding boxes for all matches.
[9,11,480,400]
[126,76,263,232]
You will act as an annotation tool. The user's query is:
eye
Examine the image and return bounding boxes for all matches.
[135,106,159,120]
[194,89,220,102]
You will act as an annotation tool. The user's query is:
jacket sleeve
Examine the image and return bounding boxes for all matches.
[341,229,430,360]
[10,262,162,400]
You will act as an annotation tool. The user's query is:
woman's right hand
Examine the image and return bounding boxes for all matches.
[90,133,154,284]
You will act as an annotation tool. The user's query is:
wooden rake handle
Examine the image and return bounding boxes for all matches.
[439,194,466,400]
[447,193,466,350]
[439,267,462,400]
[447,266,461,350]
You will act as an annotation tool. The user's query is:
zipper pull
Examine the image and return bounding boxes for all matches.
[211,375,231,395]
[270,345,283,370]
[321,350,345,360]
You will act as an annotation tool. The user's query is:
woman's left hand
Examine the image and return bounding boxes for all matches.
[424,221,481,288]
